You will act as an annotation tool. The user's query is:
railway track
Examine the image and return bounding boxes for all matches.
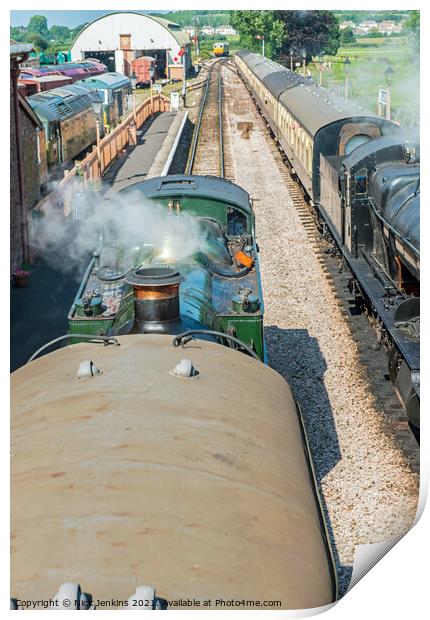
[257,93,420,473]
[186,59,232,179]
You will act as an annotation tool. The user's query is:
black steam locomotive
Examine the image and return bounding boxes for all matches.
[235,51,420,430]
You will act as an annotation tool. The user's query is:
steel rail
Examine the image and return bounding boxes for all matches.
[218,68,225,178]
[186,59,225,176]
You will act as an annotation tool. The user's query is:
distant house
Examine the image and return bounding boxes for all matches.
[378,20,397,34]
[201,26,215,36]
[358,20,378,32]
[214,26,237,36]
[10,44,47,273]
[339,21,355,30]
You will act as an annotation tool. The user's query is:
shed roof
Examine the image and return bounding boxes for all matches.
[10,43,34,58]
[71,11,190,54]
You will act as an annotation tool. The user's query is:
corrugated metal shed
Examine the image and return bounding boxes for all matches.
[71,12,190,58]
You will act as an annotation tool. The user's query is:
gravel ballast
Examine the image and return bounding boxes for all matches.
[221,64,419,595]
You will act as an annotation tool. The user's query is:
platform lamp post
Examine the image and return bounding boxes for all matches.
[289,49,294,71]
[302,48,307,75]
[130,72,137,125]
[384,64,394,121]
[343,56,351,99]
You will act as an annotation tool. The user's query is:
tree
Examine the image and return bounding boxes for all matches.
[70,23,88,41]
[275,10,340,59]
[27,15,49,39]
[49,25,71,43]
[25,32,49,51]
[340,26,355,45]
[230,10,285,59]
[403,10,419,51]
[10,26,25,42]
[231,10,340,61]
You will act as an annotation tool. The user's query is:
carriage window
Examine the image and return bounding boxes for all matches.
[354,168,368,195]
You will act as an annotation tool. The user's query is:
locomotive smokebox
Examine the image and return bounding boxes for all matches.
[124,267,182,334]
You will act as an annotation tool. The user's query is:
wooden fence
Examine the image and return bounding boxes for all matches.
[33,94,170,216]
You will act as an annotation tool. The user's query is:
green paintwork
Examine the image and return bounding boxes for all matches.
[68,176,266,361]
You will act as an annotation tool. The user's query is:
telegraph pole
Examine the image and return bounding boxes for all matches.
[193,16,200,57]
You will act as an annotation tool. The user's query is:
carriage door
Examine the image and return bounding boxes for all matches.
[345,172,353,253]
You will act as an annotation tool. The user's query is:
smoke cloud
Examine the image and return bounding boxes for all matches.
[30,185,204,280]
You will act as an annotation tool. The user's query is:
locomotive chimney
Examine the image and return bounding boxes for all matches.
[124,267,182,334]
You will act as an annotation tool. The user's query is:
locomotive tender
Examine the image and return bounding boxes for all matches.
[11,175,337,609]
[235,51,420,429]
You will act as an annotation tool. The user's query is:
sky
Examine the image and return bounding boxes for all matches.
[10,10,166,28]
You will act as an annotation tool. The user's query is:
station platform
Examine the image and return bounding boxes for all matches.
[103,110,187,194]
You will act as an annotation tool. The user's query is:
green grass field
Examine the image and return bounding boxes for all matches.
[307,37,419,128]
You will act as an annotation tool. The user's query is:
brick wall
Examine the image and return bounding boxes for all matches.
[21,112,41,211]
[10,62,42,275]
[10,66,21,274]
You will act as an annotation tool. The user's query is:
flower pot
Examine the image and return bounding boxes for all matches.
[14,275,30,288]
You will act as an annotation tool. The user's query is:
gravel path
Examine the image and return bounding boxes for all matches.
[221,64,419,596]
